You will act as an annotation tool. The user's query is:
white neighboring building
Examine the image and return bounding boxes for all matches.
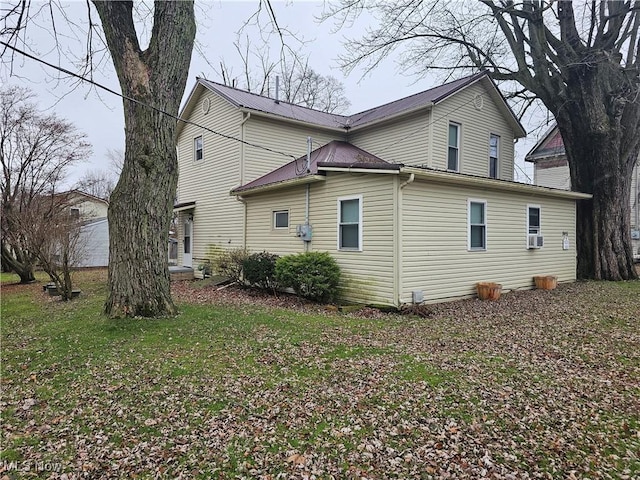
[54,190,110,268]
[525,125,640,260]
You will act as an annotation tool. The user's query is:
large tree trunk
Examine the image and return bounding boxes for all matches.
[552,55,639,281]
[93,1,196,317]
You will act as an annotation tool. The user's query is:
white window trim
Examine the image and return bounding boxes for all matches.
[448,122,461,172]
[527,204,542,238]
[273,210,289,230]
[467,198,487,252]
[194,135,203,162]
[489,134,499,179]
[337,194,363,252]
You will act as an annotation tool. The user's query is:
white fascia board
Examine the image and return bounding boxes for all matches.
[317,167,400,175]
[230,175,326,197]
[401,166,592,200]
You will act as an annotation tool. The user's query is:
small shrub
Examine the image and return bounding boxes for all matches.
[275,252,341,302]
[211,247,248,283]
[243,252,280,290]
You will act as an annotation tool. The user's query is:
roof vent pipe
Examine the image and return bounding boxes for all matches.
[275,76,280,104]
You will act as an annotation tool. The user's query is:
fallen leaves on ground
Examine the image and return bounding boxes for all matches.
[1,278,639,478]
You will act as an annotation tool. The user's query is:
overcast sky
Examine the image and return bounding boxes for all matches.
[1,0,537,186]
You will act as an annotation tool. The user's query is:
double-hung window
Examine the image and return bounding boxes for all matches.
[528,206,541,235]
[489,134,499,179]
[448,123,460,172]
[468,200,487,250]
[338,195,362,251]
[194,136,203,161]
[273,210,289,229]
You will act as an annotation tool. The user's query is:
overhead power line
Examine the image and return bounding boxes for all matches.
[0,41,298,161]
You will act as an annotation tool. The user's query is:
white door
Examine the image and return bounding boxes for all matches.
[183,219,193,267]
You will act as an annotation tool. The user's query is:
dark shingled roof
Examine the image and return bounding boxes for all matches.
[199,79,347,129]
[200,72,488,130]
[232,141,397,194]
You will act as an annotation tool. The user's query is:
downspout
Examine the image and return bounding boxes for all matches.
[305,136,312,252]
[237,195,248,250]
[395,173,415,307]
[240,112,251,185]
[238,112,251,250]
[635,163,639,230]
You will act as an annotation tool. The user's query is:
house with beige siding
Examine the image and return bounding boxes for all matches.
[525,125,640,260]
[175,72,591,306]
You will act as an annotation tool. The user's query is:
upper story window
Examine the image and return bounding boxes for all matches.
[468,199,486,251]
[489,134,499,179]
[528,206,541,235]
[70,208,80,220]
[194,136,203,161]
[273,210,289,229]
[338,195,362,251]
[448,123,460,172]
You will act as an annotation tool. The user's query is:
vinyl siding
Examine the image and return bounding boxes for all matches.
[535,164,571,190]
[175,89,244,264]
[243,172,397,305]
[243,116,345,183]
[347,110,430,166]
[77,219,109,267]
[310,173,396,305]
[245,186,308,256]
[401,178,578,304]
[71,197,108,219]
[431,81,515,180]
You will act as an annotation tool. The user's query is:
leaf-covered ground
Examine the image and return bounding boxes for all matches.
[1,272,639,479]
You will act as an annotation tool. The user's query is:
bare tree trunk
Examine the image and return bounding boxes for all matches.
[553,60,639,280]
[1,243,35,283]
[93,0,196,317]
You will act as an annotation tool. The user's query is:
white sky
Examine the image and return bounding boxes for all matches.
[1,0,536,186]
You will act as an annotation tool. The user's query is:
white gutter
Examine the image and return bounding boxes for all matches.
[400,166,592,200]
[230,175,326,197]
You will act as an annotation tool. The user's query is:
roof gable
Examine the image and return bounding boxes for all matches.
[525,124,565,162]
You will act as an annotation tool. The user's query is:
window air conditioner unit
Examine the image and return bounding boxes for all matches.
[528,234,544,249]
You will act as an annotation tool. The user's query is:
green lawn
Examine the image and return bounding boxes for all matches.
[1,272,639,478]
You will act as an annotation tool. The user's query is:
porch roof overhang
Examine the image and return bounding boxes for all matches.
[173,201,196,212]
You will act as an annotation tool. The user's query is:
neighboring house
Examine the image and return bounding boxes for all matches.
[54,190,110,268]
[175,71,591,306]
[525,125,640,260]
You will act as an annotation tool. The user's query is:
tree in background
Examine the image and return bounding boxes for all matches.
[0,85,91,283]
[218,36,351,114]
[17,191,86,300]
[324,0,640,280]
